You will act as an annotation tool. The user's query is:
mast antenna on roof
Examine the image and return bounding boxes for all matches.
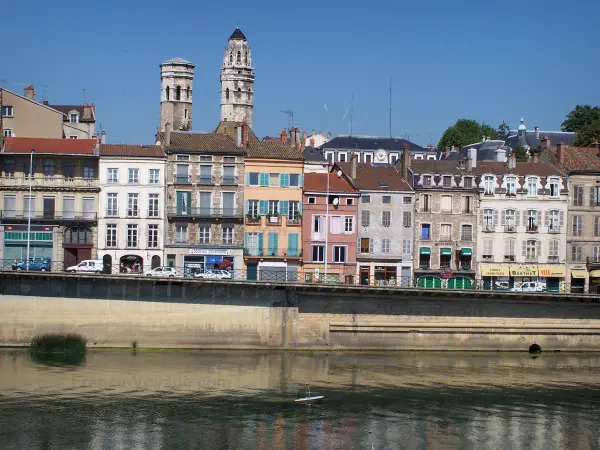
[389,76,392,138]
[281,110,294,129]
[82,88,87,103]
[342,93,355,137]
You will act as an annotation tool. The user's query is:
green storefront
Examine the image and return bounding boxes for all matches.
[3,225,54,263]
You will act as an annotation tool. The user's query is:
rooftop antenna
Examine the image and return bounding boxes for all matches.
[389,76,392,138]
[82,88,87,103]
[0,79,6,88]
[342,93,355,136]
[40,84,48,100]
[281,110,294,130]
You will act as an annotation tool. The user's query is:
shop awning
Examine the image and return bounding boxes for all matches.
[480,265,510,277]
[538,266,566,278]
[420,247,431,255]
[440,248,452,256]
[460,248,472,256]
[571,269,588,279]
[590,270,600,278]
[509,265,538,277]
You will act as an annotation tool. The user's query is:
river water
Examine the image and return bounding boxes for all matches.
[1,350,600,450]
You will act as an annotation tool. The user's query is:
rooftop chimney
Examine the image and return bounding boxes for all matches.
[24,84,35,100]
[468,147,477,168]
[556,142,565,164]
[235,125,242,147]
[164,122,171,147]
[495,146,506,163]
[400,143,410,180]
[101,131,106,144]
[280,129,288,143]
[83,104,92,120]
[302,130,307,142]
[507,152,516,169]
[312,129,316,136]
[591,139,600,149]
[290,128,296,147]
[295,127,300,150]
[327,132,332,140]
[535,126,539,139]
[466,157,473,172]
[242,121,249,148]
[532,152,539,163]
[541,135,551,150]
[310,138,315,148]
[350,152,357,179]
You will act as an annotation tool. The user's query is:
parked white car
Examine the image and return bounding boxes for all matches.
[65,260,104,273]
[510,281,546,292]
[193,269,232,280]
[144,267,177,277]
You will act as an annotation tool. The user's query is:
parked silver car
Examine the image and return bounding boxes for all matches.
[193,269,232,280]
[144,267,177,277]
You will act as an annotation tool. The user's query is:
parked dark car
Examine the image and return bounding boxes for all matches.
[12,257,51,271]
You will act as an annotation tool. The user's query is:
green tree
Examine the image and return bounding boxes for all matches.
[438,119,499,150]
[512,145,528,162]
[561,105,600,132]
[573,120,600,147]
[497,121,511,140]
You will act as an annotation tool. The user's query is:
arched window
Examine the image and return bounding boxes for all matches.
[102,254,112,274]
[166,86,170,101]
[43,160,56,177]
[236,51,241,63]
[229,52,233,64]
[175,86,181,101]
[151,255,161,269]
[225,88,230,100]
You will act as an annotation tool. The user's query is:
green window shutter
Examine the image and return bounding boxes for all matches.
[185,192,191,212]
[280,200,289,216]
[280,173,290,188]
[176,192,183,214]
[268,232,278,255]
[259,200,268,215]
[288,233,298,256]
[259,173,269,187]
[258,232,264,256]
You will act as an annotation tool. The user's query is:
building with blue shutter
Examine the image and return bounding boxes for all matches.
[243,139,304,281]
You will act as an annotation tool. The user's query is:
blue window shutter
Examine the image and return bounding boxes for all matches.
[279,174,284,187]
[280,173,289,188]
[245,200,249,215]
[288,233,298,256]
[245,232,249,247]
[298,201,302,213]
[258,232,264,255]
[267,232,277,255]
[259,173,269,187]
[245,173,250,186]
[280,200,289,216]
[259,200,268,215]
[299,175,303,188]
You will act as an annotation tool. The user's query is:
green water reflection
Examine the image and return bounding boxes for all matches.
[1,350,600,449]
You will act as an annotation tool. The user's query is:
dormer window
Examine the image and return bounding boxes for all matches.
[69,112,79,123]
[527,177,538,197]
[464,177,472,188]
[484,176,494,195]
[423,175,432,187]
[506,176,516,195]
[549,178,560,197]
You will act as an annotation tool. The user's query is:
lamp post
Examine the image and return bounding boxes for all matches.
[26,149,34,270]
[324,162,331,277]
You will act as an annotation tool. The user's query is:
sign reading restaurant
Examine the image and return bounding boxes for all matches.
[189,249,232,256]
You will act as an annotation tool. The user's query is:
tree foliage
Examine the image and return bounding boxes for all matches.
[438,119,499,150]
[497,121,511,140]
[573,120,600,147]
[512,145,529,162]
[561,105,600,132]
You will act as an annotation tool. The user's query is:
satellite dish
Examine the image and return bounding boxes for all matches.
[337,170,342,177]
[332,198,339,206]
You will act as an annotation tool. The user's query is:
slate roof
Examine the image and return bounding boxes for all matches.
[99,144,165,158]
[459,140,509,161]
[157,132,243,154]
[505,130,576,150]
[408,159,465,175]
[229,28,247,41]
[303,172,357,193]
[2,137,97,155]
[540,145,600,173]
[473,161,566,177]
[321,135,426,152]
[247,140,304,160]
[161,57,194,65]
[335,162,412,191]
[302,146,327,163]
[49,105,95,123]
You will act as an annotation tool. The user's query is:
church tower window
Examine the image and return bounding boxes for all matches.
[166,86,170,101]
[229,52,233,64]
[186,88,190,99]
[236,51,241,64]
[175,86,181,101]
[226,88,230,100]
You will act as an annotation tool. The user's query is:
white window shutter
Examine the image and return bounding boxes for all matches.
[522,240,527,256]
[535,240,541,258]
[369,238,374,253]
[479,209,484,227]
[544,211,549,226]
[536,210,542,226]
[501,209,506,226]
[493,209,499,228]
[591,187,596,206]
[515,210,521,227]
[559,211,564,227]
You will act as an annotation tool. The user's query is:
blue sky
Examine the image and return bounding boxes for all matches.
[4,0,599,147]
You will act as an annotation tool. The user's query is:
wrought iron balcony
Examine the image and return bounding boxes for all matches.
[0,176,98,189]
[197,176,215,185]
[174,175,192,184]
[0,210,97,221]
[243,247,303,258]
[220,176,239,186]
[167,207,243,219]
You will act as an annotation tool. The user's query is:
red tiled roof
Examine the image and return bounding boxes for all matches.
[335,162,412,191]
[303,172,357,193]
[540,146,600,172]
[2,137,97,155]
[100,144,165,158]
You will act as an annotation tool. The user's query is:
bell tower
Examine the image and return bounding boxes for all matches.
[159,57,195,132]
[220,28,254,127]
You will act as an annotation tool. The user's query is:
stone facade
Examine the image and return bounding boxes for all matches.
[159,58,195,132]
[410,160,478,287]
[220,28,254,128]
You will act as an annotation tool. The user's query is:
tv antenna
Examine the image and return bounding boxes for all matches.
[0,79,6,88]
[82,88,87,103]
[281,110,294,130]
[388,76,392,138]
[324,104,328,132]
[40,84,48,100]
[342,93,355,136]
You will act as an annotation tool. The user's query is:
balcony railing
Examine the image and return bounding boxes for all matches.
[198,176,215,185]
[548,226,560,234]
[174,175,192,184]
[0,176,98,188]
[167,207,243,219]
[504,226,517,232]
[461,234,473,241]
[220,176,238,185]
[526,225,538,232]
[244,247,303,258]
[0,210,97,220]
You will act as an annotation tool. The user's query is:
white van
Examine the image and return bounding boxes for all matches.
[65,260,104,274]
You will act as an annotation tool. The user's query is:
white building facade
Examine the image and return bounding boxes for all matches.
[97,145,166,274]
[475,154,569,291]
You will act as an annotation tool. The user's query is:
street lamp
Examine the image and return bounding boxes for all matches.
[26,149,34,270]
